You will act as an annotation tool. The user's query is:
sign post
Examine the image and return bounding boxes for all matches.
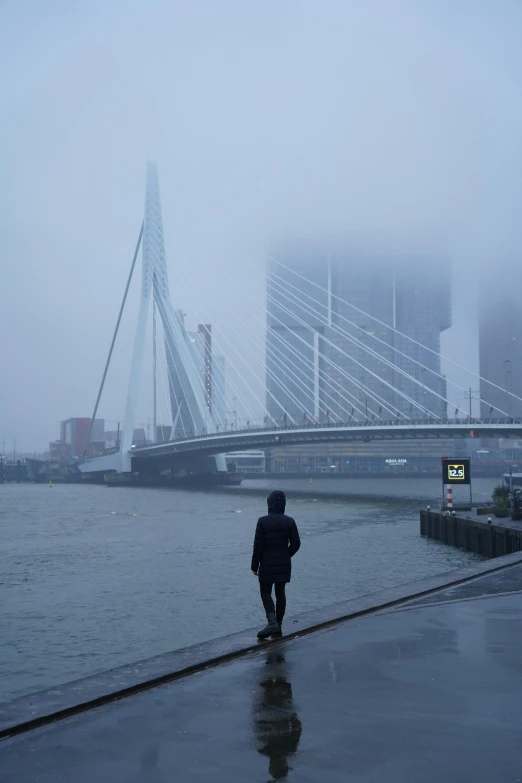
[441,458,472,509]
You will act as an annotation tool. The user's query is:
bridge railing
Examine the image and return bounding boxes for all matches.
[135,416,522,451]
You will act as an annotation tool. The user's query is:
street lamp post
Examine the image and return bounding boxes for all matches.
[421,368,427,419]
[440,377,447,419]
[503,360,512,417]
[462,387,479,420]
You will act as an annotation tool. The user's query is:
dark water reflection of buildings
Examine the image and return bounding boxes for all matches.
[252,651,302,781]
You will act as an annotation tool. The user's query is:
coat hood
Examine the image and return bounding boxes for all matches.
[267,490,286,514]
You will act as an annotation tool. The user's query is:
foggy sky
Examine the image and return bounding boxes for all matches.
[1,0,522,451]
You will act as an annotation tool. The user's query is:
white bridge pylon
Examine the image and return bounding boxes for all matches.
[118,161,217,471]
[81,162,216,477]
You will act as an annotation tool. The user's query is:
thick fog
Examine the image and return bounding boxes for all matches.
[1,0,521,451]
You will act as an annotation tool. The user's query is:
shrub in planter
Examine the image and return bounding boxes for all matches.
[492,484,510,505]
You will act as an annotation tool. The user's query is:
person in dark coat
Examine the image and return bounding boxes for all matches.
[251,490,301,639]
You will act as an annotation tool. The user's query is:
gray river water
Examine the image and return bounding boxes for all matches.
[1,477,496,702]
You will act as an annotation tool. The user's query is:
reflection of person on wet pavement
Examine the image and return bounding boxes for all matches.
[253,654,302,781]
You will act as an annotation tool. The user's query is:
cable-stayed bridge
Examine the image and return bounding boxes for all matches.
[80,165,522,485]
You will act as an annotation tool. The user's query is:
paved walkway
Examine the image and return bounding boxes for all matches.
[2,566,522,782]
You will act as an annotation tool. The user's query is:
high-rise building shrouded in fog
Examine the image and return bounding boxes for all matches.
[479,276,522,420]
[186,327,227,430]
[168,315,216,437]
[266,237,451,424]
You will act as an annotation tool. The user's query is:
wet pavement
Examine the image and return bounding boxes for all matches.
[1,566,522,782]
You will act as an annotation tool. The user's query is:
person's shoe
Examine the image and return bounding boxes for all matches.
[271,621,283,638]
[257,612,279,639]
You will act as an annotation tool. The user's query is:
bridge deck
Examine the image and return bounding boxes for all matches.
[132,418,522,459]
[79,419,522,474]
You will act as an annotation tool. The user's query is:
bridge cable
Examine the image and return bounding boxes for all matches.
[156,313,189,439]
[264,288,407,420]
[213,263,405,420]
[209,264,402,421]
[84,222,144,457]
[266,253,522,409]
[269,274,447,417]
[269,269,513,419]
[183,296,288,426]
[147,241,229,433]
[156,320,180,440]
[154,295,201,436]
[155,287,230,434]
[263,285,428,418]
[153,262,262,431]
[207,296,336,423]
[205,269,374,422]
[154,290,253,434]
[195,276,343,422]
[154,282,228,434]
[174,215,423,420]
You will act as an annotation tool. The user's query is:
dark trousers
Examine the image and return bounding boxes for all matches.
[260,582,286,623]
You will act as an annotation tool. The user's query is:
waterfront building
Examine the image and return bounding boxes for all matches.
[187,327,226,430]
[59,418,104,458]
[48,440,71,462]
[224,450,265,473]
[264,436,509,475]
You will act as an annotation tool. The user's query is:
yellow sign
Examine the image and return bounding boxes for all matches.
[448,463,465,480]
[442,458,471,485]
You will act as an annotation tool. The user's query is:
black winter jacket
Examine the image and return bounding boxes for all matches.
[251,491,301,583]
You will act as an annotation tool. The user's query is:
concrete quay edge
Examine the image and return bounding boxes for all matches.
[2,550,522,741]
